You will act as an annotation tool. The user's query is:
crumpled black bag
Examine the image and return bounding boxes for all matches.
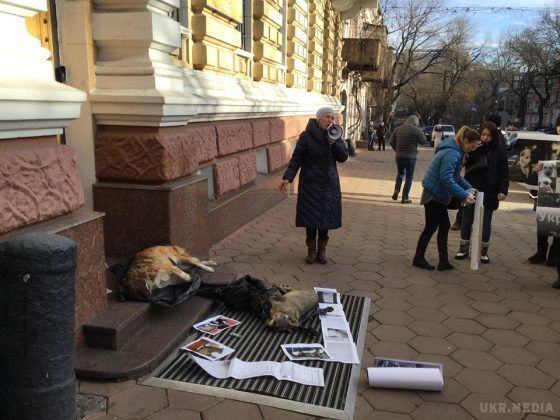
[197,275,318,325]
[113,260,202,308]
[197,275,283,319]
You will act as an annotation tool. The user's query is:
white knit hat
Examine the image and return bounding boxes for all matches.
[316,107,336,121]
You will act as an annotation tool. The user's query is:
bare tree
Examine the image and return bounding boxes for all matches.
[506,27,556,129]
[398,17,482,125]
[379,0,463,123]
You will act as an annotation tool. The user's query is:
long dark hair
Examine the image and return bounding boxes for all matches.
[480,121,502,151]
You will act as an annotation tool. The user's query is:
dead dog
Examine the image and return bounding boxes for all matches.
[267,288,319,332]
[122,245,217,298]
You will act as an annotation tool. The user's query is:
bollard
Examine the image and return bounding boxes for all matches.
[0,233,77,420]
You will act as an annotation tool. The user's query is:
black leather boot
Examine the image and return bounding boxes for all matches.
[437,232,454,271]
[413,236,435,270]
[529,235,548,264]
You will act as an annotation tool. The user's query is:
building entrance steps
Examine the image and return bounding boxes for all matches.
[76,263,241,381]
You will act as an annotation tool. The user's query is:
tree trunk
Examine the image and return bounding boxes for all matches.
[537,101,545,130]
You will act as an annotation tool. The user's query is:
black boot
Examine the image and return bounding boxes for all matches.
[455,239,470,260]
[529,235,548,264]
[413,236,435,270]
[437,232,454,271]
[481,242,490,264]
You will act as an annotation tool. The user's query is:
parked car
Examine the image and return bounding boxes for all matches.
[507,133,518,164]
[432,125,455,148]
[422,126,434,145]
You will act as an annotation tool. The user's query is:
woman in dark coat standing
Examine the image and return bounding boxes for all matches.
[455,122,509,263]
[279,107,349,264]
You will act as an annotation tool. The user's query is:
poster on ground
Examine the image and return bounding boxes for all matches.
[537,160,560,237]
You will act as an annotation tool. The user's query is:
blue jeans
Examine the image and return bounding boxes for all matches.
[394,158,416,201]
[460,204,494,243]
[368,133,375,150]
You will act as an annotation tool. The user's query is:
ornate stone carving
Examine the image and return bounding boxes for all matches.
[0,145,84,233]
[95,130,200,182]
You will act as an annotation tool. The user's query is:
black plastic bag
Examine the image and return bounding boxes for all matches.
[113,260,202,308]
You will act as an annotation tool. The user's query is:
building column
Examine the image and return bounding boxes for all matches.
[91,0,198,126]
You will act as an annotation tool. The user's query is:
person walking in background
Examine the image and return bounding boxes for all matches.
[413,127,480,271]
[279,107,348,265]
[367,121,375,151]
[432,125,444,148]
[454,122,509,263]
[377,121,386,151]
[390,115,426,204]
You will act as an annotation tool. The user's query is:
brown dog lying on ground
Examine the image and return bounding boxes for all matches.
[267,288,319,331]
[122,245,217,298]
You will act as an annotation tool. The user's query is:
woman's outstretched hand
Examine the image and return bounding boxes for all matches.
[498,193,506,201]
[279,179,289,193]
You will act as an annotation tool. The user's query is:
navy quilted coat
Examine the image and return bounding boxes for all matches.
[283,118,348,229]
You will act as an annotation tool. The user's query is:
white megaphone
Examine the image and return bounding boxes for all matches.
[327,124,343,141]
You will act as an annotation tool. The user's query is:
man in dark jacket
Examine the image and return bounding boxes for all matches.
[279,107,348,265]
[376,121,386,151]
[390,115,426,203]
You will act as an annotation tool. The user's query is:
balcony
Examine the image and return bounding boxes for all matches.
[341,38,381,71]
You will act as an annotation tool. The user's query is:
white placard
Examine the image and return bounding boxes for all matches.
[470,191,484,270]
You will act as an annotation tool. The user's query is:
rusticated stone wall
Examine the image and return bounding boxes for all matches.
[0,144,85,234]
[94,114,327,198]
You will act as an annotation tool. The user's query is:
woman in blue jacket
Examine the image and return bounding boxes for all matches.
[413,126,481,271]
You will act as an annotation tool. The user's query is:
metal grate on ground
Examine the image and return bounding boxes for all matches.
[144,294,370,420]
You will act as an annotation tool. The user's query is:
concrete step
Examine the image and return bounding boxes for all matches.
[76,262,242,380]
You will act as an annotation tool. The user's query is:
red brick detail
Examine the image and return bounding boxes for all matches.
[213,158,241,197]
[185,125,218,163]
[0,145,84,234]
[251,120,271,147]
[238,152,257,185]
[95,130,199,182]
[267,144,284,173]
[216,122,253,156]
[269,118,287,143]
[281,141,293,165]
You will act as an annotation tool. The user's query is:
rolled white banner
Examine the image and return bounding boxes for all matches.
[470,192,484,270]
[367,367,444,391]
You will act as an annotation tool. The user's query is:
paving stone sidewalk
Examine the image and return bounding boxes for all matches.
[79,148,560,420]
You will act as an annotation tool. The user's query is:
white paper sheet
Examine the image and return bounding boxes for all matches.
[190,355,325,386]
[367,367,444,391]
[320,318,360,364]
[470,192,485,270]
[281,343,332,361]
[318,302,345,317]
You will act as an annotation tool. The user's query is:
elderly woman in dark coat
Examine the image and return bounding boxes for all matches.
[279,107,348,264]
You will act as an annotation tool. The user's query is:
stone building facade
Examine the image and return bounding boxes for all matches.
[0,0,378,343]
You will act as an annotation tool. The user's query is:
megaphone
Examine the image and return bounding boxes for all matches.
[327,124,343,141]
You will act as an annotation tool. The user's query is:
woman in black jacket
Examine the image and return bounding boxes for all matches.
[455,122,509,263]
[279,107,348,264]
